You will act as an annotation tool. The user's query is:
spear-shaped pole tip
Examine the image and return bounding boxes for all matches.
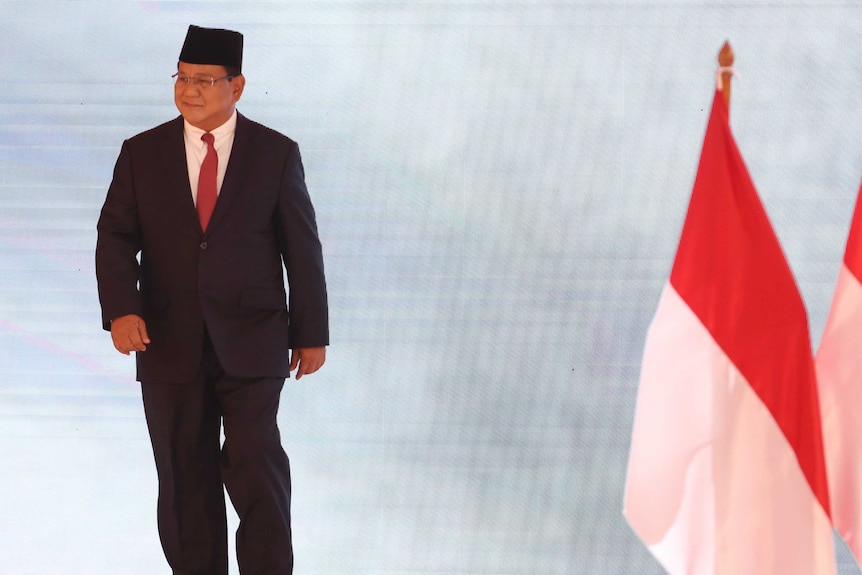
[718,41,735,110]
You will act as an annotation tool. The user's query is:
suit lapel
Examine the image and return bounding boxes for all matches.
[206,112,257,233]
[159,117,201,231]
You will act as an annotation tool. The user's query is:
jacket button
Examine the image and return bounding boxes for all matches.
[200,242,208,250]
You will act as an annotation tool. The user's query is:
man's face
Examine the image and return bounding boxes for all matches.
[174,62,245,132]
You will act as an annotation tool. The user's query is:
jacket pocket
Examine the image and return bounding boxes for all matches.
[143,290,169,311]
[240,288,287,310]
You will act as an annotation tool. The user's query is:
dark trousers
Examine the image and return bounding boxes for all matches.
[141,334,293,575]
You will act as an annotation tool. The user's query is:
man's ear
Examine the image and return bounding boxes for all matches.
[232,74,246,102]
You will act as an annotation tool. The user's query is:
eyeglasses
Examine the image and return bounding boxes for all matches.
[172,72,234,89]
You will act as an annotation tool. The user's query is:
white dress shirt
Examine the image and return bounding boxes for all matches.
[183,109,238,206]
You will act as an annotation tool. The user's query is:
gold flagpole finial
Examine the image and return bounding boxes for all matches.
[718,41,735,111]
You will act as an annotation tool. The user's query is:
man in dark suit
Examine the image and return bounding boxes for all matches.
[96,25,328,575]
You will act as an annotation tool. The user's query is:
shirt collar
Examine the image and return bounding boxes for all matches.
[183,109,238,146]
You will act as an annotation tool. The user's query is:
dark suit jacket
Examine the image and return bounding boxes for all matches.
[96,112,329,383]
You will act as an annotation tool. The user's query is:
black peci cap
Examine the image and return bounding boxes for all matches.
[178,25,243,72]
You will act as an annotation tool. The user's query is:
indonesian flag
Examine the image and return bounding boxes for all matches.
[624,90,835,574]
[815,180,862,566]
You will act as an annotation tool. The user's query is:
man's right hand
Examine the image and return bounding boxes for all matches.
[110,314,151,355]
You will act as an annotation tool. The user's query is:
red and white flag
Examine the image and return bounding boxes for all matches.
[624,89,835,574]
[815,180,862,566]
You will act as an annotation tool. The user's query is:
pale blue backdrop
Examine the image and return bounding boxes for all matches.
[1,1,861,573]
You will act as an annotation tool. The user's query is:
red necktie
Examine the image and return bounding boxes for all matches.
[197,132,218,231]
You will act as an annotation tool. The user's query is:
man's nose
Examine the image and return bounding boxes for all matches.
[179,80,202,96]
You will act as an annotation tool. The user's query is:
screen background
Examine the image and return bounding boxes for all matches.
[2,1,862,573]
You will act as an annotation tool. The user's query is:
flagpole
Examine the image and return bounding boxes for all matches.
[719,40,734,111]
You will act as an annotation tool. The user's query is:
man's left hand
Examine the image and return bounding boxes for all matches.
[290,346,326,380]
